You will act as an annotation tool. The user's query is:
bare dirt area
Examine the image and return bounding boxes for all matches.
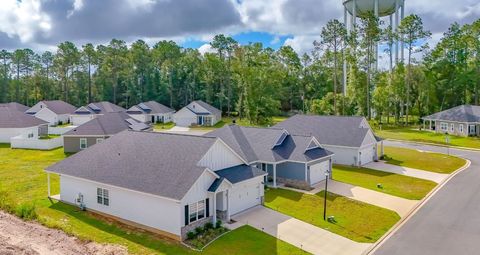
[0,211,128,255]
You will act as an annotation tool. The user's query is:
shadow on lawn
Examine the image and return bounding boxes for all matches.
[382,155,405,166]
[48,201,193,255]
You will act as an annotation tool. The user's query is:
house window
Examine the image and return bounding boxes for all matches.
[459,124,464,134]
[188,199,206,224]
[440,123,448,132]
[28,133,34,138]
[470,125,476,134]
[450,123,454,133]
[97,188,109,206]
[96,138,104,144]
[80,138,87,149]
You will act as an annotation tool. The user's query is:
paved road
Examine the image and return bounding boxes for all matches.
[374,141,480,255]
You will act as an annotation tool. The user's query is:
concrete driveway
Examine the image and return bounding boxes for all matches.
[157,126,210,136]
[232,206,370,255]
[365,161,449,183]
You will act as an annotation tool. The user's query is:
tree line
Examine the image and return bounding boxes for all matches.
[0,15,479,124]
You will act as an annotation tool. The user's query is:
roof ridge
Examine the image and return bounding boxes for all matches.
[127,130,218,139]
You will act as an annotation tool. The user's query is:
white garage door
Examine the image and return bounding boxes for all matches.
[309,161,329,185]
[360,145,375,166]
[229,180,262,215]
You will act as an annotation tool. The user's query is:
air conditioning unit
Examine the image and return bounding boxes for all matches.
[76,193,86,211]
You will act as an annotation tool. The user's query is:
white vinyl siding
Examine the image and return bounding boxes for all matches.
[96,138,104,143]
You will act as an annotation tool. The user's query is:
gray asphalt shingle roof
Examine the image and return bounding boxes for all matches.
[423,105,480,123]
[0,102,29,112]
[189,100,221,116]
[0,106,48,128]
[27,100,77,115]
[207,125,332,163]
[64,112,150,136]
[47,130,218,200]
[127,101,174,114]
[75,101,125,114]
[208,165,266,192]
[273,115,371,148]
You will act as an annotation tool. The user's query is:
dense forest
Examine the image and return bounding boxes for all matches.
[0,15,479,124]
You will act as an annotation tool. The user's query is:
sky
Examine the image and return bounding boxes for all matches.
[0,0,479,57]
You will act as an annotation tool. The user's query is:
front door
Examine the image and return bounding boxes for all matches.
[151,115,155,123]
[197,116,204,125]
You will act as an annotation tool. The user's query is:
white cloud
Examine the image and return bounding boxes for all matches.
[198,43,216,55]
[0,0,51,43]
[284,35,317,54]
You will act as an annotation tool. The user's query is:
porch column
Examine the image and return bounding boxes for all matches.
[273,164,277,188]
[429,120,432,131]
[304,163,308,183]
[423,119,425,130]
[226,189,231,222]
[47,173,51,197]
[381,141,384,157]
[212,192,217,224]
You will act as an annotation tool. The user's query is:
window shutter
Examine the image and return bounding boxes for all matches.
[206,198,210,217]
[184,205,189,226]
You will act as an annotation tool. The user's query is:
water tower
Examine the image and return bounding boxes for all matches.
[342,0,405,95]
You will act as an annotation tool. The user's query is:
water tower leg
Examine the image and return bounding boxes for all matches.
[374,0,379,71]
[400,3,405,63]
[395,0,399,65]
[343,6,348,96]
[352,0,356,27]
[389,14,393,72]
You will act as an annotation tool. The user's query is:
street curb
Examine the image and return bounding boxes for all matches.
[363,158,472,255]
[385,138,480,152]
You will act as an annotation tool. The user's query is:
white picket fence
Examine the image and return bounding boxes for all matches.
[11,136,63,150]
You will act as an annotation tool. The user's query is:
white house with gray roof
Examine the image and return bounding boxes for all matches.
[46,130,266,241]
[274,115,381,166]
[0,104,48,143]
[173,100,222,127]
[422,105,480,137]
[26,100,77,126]
[207,125,334,189]
[126,101,175,123]
[70,101,126,126]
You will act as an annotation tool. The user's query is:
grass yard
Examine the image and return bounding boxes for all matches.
[39,134,61,140]
[153,122,176,131]
[375,127,480,149]
[333,165,437,200]
[190,116,288,131]
[264,188,400,243]
[383,146,466,174]
[0,144,300,254]
[204,225,309,255]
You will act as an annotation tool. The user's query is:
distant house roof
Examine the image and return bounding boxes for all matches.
[0,102,29,112]
[207,125,332,163]
[64,112,150,136]
[74,101,125,115]
[208,165,266,192]
[46,131,220,200]
[187,100,221,116]
[0,106,47,128]
[27,100,77,115]
[423,105,480,123]
[126,101,174,114]
[273,115,373,148]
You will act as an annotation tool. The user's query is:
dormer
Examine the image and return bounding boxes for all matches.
[305,137,321,153]
[87,103,101,113]
[272,130,289,149]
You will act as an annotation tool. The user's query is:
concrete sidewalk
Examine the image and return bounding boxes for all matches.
[290,181,417,217]
[365,161,449,183]
[231,206,370,255]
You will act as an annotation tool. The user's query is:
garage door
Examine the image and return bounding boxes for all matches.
[229,180,261,215]
[360,145,375,166]
[309,161,329,185]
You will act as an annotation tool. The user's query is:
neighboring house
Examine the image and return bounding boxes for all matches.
[63,112,151,153]
[0,105,48,143]
[207,125,334,188]
[126,101,175,123]
[422,105,480,137]
[26,100,77,126]
[0,102,29,112]
[274,115,381,166]
[71,101,126,126]
[173,100,222,127]
[46,130,266,241]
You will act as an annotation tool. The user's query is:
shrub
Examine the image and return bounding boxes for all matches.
[186,231,196,240]
[194,226,204,235]
[204,222,214,230]
[215,220,222,229]
[15,203,37,220]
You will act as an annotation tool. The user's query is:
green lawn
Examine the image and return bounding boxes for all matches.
[204,225,309,255]
[153,122,176,131]
[383,146,466,174]
[0,144,297,254]
[39,134,61,140]
[190,116,288,131]
[375,127,480,149]
[264,188,400,243]
[333,165,437,200]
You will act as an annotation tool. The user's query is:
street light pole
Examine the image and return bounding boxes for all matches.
[323,170,330,221]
